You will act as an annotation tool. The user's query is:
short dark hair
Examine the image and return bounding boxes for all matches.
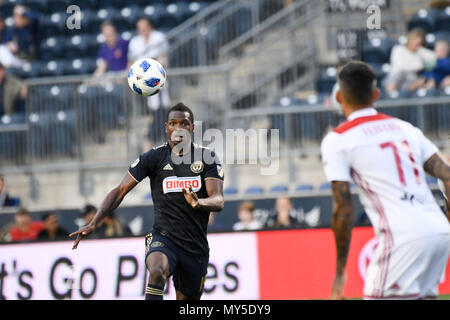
[166,102,194,123]
[82,204,97,217]
[137,16,153,27]
[100,20,116,32]
[41,212,55,221]
[338,61,377,106]
[16,207,29,215]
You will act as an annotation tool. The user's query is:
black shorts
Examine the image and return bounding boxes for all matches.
[145,231,209,299]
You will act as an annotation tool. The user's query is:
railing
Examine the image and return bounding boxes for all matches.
[166,0,287,68]
[227,97,450,155]
[0,66,232,175]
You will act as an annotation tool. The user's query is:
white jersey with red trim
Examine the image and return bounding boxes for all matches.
[321,107,450,247]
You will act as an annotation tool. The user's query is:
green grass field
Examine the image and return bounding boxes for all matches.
[439,295,450,300]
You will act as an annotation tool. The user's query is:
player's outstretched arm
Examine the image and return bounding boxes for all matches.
[182,179,224,212]
[330,181,354,300]
[424,152,450,222]
[68,173,138,249]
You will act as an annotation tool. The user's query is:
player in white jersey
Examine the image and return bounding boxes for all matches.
[321,61,450,300]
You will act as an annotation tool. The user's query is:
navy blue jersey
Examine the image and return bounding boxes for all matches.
[128,143,224,256]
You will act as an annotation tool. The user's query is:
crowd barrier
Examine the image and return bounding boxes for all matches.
[1,227,449,300]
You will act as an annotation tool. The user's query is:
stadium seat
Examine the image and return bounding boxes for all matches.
[277,96,307,107]
[64,34,91,59]
[39,60,65,77]
[362,37,392,64]
[15,61,42,79]
[407,9,439,32]
[117,6,142,31]
[270,185,288,193]
[319,182,332,191]
[26,0,49,14]
[316,67,338,95]
[0,0,19,16]
[223,186,238,195]
[46,0,72,14]
[39,36,65,61]
[245,186,264,194]
[40,12,67,38]
[296,184,313,192]
[88,7,119,34]
[142,4,165,29]
[64,58,96,75]
[436,8,450,32]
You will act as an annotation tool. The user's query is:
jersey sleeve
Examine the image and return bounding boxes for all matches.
[203,150,224,181]
[128,149,158,182]
[415,127,439,164]
[321,132,352,182]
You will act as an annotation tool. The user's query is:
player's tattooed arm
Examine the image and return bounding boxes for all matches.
[182,179,224,211]
[330,181,354,299]
[69,173,138,249]
[331,181,354,276]
[424,152,450,221]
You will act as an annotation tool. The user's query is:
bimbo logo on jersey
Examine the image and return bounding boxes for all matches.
[163,176,201,194]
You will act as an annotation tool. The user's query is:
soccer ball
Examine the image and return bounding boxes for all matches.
[127,57,166,96]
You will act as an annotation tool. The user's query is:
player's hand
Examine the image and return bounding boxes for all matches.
[330,272,347,300]
[182,186,199,209]
[68,224,96,250]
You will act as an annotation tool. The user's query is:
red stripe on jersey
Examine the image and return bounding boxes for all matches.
[334,113,393,134]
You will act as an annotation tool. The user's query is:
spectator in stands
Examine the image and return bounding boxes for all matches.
[80,204,105,239]
[0,62,27,118]
[93,21,129,78]
[0,175,20,208]
[384,28,436,94]
[37,212,68,241]
[265,197,300,229]
[128,17,170,148]
[0,14,6,43]
[3,5,40,63]
[81,204,97,226]
[97,211,132,238]
[233,201,263,231]
[9,207,44,242]
[0,14,22,68]
[423,40,450,89]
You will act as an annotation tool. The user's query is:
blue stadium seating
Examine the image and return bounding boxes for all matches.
[64,35,91,60]
[319,182,332,191]
[408,9,440,32]
[63,58,97,75]
[296,184,313,192]
[316,67,338,94]
[39,36,65,60]
[436,8,450,32]
[245,186,264,194]
[39,60,66,77]
[223,186,238,195]
[362,37,392,64]
[270,185,288,193]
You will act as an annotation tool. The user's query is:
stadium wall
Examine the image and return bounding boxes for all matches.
[1,227,449,300]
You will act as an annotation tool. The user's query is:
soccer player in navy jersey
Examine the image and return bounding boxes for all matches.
[69,103,224,300]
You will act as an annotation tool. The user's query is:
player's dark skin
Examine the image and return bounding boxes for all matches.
[69,110,224,300]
